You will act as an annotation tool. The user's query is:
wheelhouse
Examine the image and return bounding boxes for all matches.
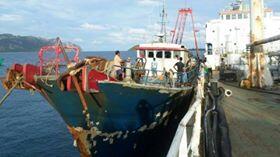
[136,43,191,72]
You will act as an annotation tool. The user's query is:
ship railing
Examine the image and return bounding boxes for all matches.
[139,65,199,86]
[167,77,204,157]
[112,64,199,88]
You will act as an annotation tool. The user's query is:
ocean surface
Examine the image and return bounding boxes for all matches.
[0,51,136,157]
[0,50,203,157]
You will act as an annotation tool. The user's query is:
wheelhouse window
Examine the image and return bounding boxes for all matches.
[238,14,242,19]
[244,13,248,19]
[226,15,230,20]
[232,14,236,19]
[165,51,171,59]
[173,51,180,59]
[139,50,146,58]
[148,51,154,58]
[156,51,163,58]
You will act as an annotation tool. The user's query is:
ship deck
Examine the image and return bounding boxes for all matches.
[219,82,280,157]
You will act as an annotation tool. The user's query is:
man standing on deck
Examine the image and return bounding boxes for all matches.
[220,58,226,80]
[151,58,158,78]
[114,50,123,80]
[204,57,212,81]
[173,57,184,85]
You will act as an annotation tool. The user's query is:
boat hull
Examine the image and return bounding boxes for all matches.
[36,79,194,157]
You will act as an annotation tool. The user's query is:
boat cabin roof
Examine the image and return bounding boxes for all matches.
[136,43,188,51]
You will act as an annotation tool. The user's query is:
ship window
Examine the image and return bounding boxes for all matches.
[174,51,180,58]
[226,15,230,20]
[156,51,163,58]
[238,14,242,19]
[139,50,146,58]
[265,12,271,18]
[244,13,248,19]
[148,51,154,58]
[232,14,236,19]
[207,43,213,55]
[165,51,171,59]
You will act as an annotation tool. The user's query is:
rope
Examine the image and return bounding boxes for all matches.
[40,60,57,87]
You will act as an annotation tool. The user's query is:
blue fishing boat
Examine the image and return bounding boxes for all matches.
[0,38,199,156]
[0,1,201,156]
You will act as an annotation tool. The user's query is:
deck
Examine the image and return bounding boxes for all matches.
[219,83,280,157]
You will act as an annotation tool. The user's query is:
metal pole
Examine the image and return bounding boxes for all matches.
[0,77,23,107]
[247,34,280,47]
[56,37,92,128]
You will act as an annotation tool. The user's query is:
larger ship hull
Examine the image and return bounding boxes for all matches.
[36,79,194,157]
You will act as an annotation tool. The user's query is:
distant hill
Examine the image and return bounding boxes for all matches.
[0,34,80,52]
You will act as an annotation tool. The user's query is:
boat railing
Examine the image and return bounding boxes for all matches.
[167,76,204,157]
[112,64,199,87]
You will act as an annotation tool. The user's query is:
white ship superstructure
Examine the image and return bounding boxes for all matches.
[205,0,280,69]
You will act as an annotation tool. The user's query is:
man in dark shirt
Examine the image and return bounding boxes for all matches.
[220,58,226,80]
[173,57,185,84]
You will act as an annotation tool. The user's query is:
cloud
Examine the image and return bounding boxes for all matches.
[127,28,147,34]
[0,1,6,7]
[80,23,107,31]
[137,0,161,6]
[73,38,84,43]
[107,27,151,45]
[0,14,22,21]
[92,40,102,45]
[108,32,126,44]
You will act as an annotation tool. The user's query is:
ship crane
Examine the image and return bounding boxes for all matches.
[171,8,200,59]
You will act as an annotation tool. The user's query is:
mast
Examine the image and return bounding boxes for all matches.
[159,0,167,43]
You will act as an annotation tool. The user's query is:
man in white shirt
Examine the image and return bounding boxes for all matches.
[151,58,158,77]
[114,50,123,80]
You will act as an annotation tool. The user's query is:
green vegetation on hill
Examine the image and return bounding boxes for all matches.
[0,34,80,52]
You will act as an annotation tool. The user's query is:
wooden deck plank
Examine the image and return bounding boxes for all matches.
[219,83,280,157]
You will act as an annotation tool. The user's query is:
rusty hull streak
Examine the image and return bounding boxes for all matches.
[68,126,92,157]
[66,110,173,157]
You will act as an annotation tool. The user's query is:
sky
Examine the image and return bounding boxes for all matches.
[0,0,279,51]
